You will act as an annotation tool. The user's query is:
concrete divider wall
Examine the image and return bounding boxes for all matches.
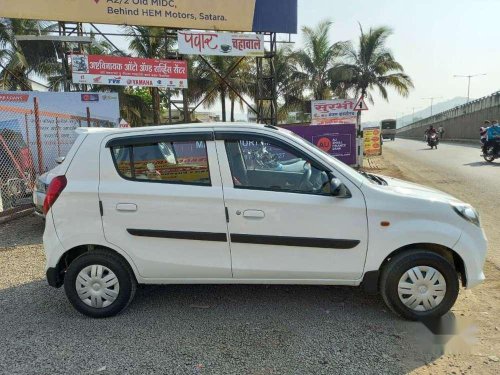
[397,92,500,141]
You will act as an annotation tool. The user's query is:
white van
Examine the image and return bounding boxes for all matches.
[43,124,487,319]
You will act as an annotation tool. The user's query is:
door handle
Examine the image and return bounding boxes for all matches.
[242,209,265,219]
[116,203,137,212]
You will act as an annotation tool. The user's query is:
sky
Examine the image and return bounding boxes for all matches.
[295,0,500,122]
[96,0,500,123]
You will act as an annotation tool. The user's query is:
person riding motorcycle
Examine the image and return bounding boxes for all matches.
[484,120,500,154]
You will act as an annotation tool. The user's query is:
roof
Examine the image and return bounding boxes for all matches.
[77,122,275,136]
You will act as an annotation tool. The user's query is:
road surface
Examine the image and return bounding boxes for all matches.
[384,138,499,268]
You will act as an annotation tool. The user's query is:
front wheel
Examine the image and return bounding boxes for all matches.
[380,250,459,320]
[64,250,137,318]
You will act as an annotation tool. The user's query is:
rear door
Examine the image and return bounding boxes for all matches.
[99,130,232,280]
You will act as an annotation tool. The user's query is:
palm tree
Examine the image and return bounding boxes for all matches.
[0,19,55,90]
[124,26,176,124]
[291,20,347,100]
[334,25,413,103]
[273,46,305,122]
[189,56,250,122]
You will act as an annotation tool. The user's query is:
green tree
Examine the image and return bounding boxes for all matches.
[0,19,55,90]
[291,20,347,101]
[334,25,413,103]
[189,56,252,122]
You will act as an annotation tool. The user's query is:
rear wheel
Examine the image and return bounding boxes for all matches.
[64,250,136,318]
[380,250,459,320]
[484,146,496,162]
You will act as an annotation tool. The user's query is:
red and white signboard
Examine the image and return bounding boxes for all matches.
[72,55,188,89]
[311,99,357,125]
[178,31,265,57]
[354,96,369,111]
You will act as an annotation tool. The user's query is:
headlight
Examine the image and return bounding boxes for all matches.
[452,204,480,227]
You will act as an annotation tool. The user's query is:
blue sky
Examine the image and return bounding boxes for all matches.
[100,0,500,122]
[296,0,500,122]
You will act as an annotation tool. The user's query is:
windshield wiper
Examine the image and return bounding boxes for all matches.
[359,171,387,186]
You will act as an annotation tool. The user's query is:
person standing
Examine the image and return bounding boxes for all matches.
[438,126,445,140]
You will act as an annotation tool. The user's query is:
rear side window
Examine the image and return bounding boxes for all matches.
[111,140,211,186]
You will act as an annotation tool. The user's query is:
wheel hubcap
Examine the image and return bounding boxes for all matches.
[76,265,120,308]
[397,266,446,312]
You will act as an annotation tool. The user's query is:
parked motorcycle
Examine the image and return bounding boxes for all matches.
[428,133,439,149]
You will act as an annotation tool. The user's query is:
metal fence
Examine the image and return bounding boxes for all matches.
[0,96,114,212]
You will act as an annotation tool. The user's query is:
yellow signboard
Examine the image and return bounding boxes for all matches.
[0,0,256,32]
[364,127,382,156]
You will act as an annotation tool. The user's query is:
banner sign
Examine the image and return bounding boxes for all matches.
[364,127,382,156]
[311,99,357,125]
[72,55,188,89]
[0,0,297,34]
[283,124,357,165]
[0,91,119,173]
[178,31,264,57]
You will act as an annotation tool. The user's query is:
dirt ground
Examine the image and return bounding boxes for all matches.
[0,156,498,374]
[363,154,500,374]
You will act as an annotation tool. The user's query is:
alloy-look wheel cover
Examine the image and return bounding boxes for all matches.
[76,265,120,308]
[397,266,446,312]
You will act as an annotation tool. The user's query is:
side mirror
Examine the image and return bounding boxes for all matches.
[330,177,351,198]
[55,156,65,165]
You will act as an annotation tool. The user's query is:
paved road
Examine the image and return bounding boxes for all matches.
[384,138,500,267]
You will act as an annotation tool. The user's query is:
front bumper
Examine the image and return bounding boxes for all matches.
[453,227,488,289]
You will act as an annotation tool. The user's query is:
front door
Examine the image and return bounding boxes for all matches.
[216,131,368,281]
[99,131,232,280]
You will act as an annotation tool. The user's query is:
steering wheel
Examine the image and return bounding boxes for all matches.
[298,161,312,191]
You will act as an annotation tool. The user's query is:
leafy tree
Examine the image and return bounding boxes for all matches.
[0,18,55,90]
[291,20,348,100]
[334,25,413,103]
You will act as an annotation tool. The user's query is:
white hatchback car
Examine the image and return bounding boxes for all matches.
[43,124,487,319]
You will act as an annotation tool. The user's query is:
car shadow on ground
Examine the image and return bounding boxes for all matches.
[0,280,451,375]
[463,161,500,167]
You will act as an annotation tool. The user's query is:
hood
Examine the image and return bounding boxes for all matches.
[375,175,462,204]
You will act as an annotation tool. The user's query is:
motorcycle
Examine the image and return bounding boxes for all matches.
[427,133,439,149]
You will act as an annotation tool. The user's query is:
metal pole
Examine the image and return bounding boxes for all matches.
[33,97,44,174]
[86,107,91,127]
[467,76,471,103]
[55,117,61,157]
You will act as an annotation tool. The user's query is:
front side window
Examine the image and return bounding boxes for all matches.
[111,140,210,186]
[225,137,330,194]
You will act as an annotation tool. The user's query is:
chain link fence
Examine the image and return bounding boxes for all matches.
[0,94,116,212]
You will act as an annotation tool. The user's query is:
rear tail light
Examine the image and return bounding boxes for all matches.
[43,175,67,215]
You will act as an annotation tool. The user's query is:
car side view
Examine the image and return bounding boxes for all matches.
[42,124,487,319]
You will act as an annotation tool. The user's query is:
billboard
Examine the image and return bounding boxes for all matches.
[0,91,119,174]
[283,124,357,165]
[178,31,264,57]
[0,0,297,33]
[72,55,188,89]
[364,127,382,156]
[311,99,357,125]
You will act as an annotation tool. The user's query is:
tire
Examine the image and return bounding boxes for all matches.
[64,250,137,318]
[484,146,495,163]
[380,250,459,320]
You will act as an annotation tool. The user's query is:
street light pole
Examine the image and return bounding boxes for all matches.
[421,97,443,117]
[453,73,487,103]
